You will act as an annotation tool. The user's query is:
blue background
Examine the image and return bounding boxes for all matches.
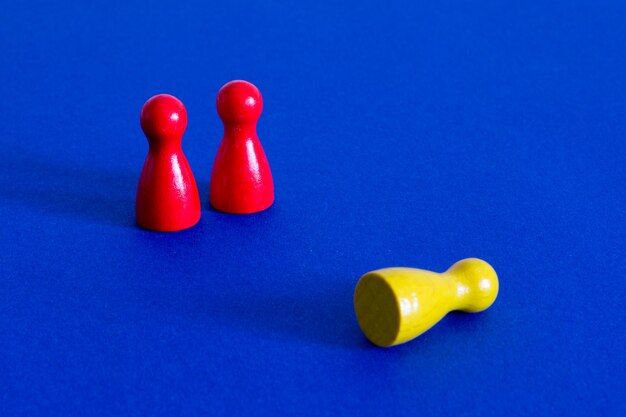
[1,0,624,415]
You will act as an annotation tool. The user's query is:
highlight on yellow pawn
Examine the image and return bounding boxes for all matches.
[353,258,499,347]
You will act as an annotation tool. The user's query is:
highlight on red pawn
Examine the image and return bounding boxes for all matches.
[135,94,201,232]
[209,80,275,214]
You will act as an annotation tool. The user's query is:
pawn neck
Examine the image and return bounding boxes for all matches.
[147,137,183,154]
[445,272,474,311]
[223,122,257,141]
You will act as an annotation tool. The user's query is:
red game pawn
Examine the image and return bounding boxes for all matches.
[136,94,201,231]
[209,80,274,214]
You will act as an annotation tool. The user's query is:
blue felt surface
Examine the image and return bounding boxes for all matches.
[1,0,625,415]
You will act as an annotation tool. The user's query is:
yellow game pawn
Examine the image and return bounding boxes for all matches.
[353,258,498,347]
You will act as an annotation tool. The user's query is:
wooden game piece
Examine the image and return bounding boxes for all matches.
[136,94,201,231]
[353,258,499,347]
[209,80,274,214]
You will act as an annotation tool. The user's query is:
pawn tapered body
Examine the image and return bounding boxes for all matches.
[136,94,201,232]
[209,80,274,214]
[354,258,499,347]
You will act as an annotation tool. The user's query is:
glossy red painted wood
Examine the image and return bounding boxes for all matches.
[136,94,201,231]
[209,80,274,214]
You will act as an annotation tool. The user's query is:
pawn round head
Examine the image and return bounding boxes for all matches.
[140,94,187,143]
[447,258,499,312]
[216,80,263,124]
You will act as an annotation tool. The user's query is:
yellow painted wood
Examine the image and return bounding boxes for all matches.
[353,258,498,347]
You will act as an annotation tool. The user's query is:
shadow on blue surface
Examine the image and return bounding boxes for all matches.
[0,147,136,228]
[224,289,369,349]
[134,271,371,350]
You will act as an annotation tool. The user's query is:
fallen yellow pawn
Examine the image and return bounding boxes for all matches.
[354,258,499,347]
